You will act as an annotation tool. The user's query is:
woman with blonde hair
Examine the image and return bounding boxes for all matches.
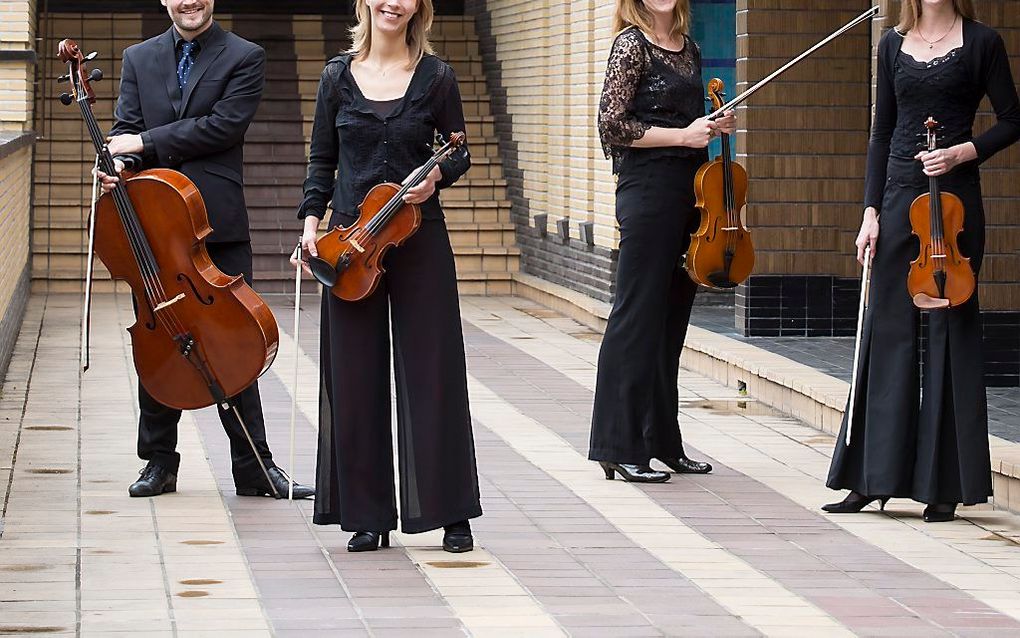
[589,0,736,482]
[825,0,1020,521]
[295,0,480,552]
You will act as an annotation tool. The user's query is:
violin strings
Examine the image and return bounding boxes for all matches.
[334,141,457,267]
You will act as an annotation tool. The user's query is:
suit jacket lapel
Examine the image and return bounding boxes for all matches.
[179,23,227,117]
[158,28,183,117]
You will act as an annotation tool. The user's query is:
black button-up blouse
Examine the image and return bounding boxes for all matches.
[298,54,471,225]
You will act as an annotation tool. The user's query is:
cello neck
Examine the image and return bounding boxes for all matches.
[68,59,160,276]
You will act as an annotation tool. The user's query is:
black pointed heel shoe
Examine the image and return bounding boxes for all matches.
[658,455,713,475]
[821,492,890,513]
[443,520,474,553]
[599,461,670,483]
[347,531,390,552]
[922,503,957,523]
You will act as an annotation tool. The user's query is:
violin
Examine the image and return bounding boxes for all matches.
[308,132,466,301]
[687,78,753,289]
[907,116,975,309]
[59,39,279,411]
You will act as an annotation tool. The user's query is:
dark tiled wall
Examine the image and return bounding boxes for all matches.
[739,275,1020,387]
[920,312,1020,389]
[736,275,860,337]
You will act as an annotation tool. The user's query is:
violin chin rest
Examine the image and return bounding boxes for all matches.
[706,271,738,289]
[308,256,339,288]
[912,293,951,310]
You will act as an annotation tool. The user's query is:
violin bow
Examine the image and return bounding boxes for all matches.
[846,245,872,447]
[287,238,303,500]
[80,154,100,372]
[707,6,879,120]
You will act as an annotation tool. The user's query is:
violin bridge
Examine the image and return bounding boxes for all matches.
[154,293,186,312]
[348,238,365,253]
[721,226,739,232]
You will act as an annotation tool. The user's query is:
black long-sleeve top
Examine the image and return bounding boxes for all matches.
[298,54,470,225]
[865,20,1020,210]
[598,27,707,174]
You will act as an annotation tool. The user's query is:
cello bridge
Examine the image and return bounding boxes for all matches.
[721,226,739,232]
[154,293,186,312]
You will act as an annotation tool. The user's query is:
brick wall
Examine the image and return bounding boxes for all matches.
[467,0,618,301]
[0,0,36,381]
[1,0,36,133]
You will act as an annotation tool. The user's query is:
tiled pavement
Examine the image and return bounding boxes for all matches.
[689,306,1020,444]
[3,293,1020,637]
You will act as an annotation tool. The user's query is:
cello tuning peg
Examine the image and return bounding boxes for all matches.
[88,68,103,82]
[56,74,70,83]
[59,93,74,106]
[85,51,98,61]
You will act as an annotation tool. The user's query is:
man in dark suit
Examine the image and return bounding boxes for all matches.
[96,0,313,500]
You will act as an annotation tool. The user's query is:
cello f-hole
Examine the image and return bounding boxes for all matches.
[177,272,215,305]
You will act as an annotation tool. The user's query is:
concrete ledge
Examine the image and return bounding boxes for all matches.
[0,132,36,160]
[512,271,1020,515]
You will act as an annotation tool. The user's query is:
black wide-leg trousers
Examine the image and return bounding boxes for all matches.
[589,155,701,465]
[137,241,275,486]
[313,219,482,533]
[827,158,991,506]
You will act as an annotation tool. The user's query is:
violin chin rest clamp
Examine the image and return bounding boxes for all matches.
[308,256,339,288]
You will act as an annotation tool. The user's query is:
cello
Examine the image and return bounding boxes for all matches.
[687,78,753,289]
[59,39,279,414]
[907,116,975,309]
[308,132,466,301]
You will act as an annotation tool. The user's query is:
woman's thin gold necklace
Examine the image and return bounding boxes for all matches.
[917,14,958,50]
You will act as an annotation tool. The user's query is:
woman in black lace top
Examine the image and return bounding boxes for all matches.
[589,0,735,483]
[294,0,480,553]
[825,0,1020,522]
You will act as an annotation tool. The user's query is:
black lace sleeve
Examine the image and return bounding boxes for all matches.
[599,29,650,160]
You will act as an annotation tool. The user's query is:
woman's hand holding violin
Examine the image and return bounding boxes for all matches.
[402,164,443,204]
[914,142,977,177]
[714,110,737,136]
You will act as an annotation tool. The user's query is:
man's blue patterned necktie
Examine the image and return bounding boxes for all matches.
[177,41,196,90]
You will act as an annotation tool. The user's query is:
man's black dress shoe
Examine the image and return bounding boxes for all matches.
[443,520,474,553]
[599,461,670,483]
[128,463,177,497]
[658,455,713,474]
[821,491,889,513]
[236,466,315,499]
[923,503,956,523]
[348,531,389,552]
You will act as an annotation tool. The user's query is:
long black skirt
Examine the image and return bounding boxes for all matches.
[313,219,482,533]
[827,157,991,506]
[589,154,702,464]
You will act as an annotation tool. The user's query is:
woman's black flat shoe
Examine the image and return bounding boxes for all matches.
[347,531,390,552]
[658,455,713,474]
[923,504,957,523]
[821,492,890,513]
[599,461,670,483]
[443,521,473,553]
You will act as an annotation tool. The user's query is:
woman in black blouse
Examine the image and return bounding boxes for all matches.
[590,0,735,482]
[825,0,1020,522]
[295,0,481,552]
